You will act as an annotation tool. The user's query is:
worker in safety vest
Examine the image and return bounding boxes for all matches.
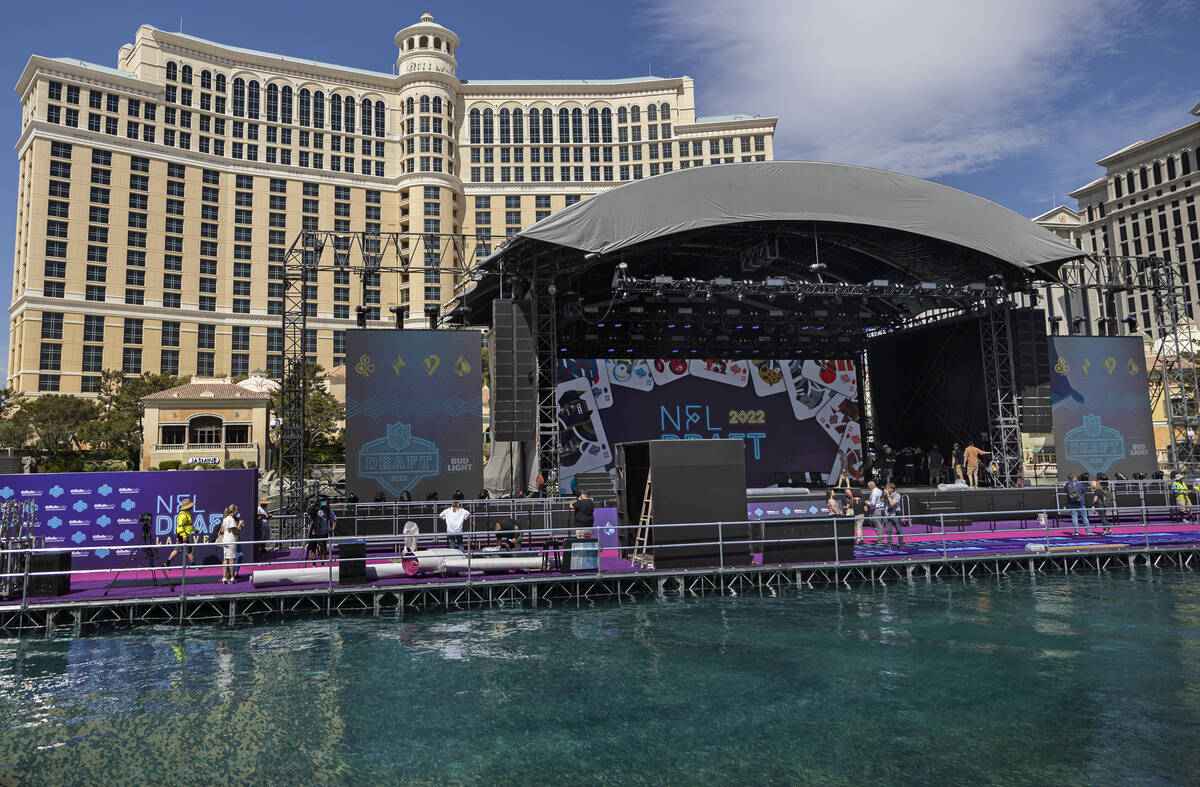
[167,498,197,567]
[1171,474,1192,522]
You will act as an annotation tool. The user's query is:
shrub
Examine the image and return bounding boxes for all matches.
[158,459,182,470]
[224,459,245,469]
[246,461,257,469]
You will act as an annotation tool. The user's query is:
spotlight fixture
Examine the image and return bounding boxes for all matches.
[986,274,1004,286]
[808,263,827,273]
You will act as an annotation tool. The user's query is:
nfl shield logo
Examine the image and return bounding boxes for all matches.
[387,422,412,451]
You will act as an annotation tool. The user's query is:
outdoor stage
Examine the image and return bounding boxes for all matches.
[5,506,1200,637]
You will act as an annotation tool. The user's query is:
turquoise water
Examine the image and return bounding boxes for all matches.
[3,573,1200,784]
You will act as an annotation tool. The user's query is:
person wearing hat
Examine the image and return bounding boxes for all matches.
[256,497,272,550]
[219,504,243,583]
[167,498,197,568]
[1172,473,1192,522]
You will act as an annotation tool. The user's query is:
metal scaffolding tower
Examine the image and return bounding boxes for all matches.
[978,300,1022,487]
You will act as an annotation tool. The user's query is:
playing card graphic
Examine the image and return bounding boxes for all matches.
[783,360,832,420]
[607,359,655,391]
[750,360,786,397]
[815,394,848,442]
[689,359,750,387]
[649,358,690,386]
[557,358,613,408]
[802,359,857,398]
[556,376,612,474]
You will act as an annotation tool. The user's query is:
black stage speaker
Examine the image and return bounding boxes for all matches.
[1012,307,1052,433]
[761,518,855,564]
[28,551,71,597]
[490,298,537,442]
[617,439,750,569]
[337,541,367,584]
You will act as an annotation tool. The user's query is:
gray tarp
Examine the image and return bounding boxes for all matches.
[516,161,1082,270]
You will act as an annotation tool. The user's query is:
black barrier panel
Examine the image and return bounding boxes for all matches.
[760,518,856,564]
[346,329,484,502]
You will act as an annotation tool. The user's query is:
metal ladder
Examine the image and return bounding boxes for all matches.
[630,472,654,569]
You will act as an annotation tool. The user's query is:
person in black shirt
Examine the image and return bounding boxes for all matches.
[493,517,520,552]
[570,490,595,538]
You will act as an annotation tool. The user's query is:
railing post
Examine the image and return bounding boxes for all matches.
[832,515,840,567]
[328,534,334,595]
[940,513,947,560]
[1043,510,1051,551]
[179,550,187,625]
[718,521,725,574]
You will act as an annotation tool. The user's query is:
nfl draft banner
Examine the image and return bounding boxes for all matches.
[346,329,483,501]
[1049,336,1156,480]
[0,469,257,570]
[556,357,862,491]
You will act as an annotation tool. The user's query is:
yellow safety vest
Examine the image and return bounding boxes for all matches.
[176,510,195,537]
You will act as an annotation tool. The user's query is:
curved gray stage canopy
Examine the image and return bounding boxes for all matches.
[510,161,1082,272]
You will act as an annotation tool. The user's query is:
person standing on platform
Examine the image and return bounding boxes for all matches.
[439,500,470,551]
[257,497,272,550]
[963,442,990,488]
[927,445,944,486]
[867,480,890,546]
[952,443,965,482]
[570,490,596,538]
[846,488,867,546]
[884,483,905,548]
[166,499,196,570]
[1063,473,1092,536]
[881,447,896,486]
[1089,479,1114,536]
[219,504,242,584]
[1171,474,1192,522]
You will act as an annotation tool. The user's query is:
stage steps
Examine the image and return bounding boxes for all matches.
[573,471,617,505]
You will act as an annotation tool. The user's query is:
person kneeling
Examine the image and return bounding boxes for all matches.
[493,518,520,553]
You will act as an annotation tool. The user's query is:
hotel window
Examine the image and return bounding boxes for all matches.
[40,312,63,340]
[161,350,179,376]
[39,343,61,372]
[82,345,104,373]
[83,316,105,342]
[38,375,59,393]
[196,353,215,377]
[122,348,142,375]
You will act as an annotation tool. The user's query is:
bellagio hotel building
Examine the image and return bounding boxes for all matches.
[9,13,776,396]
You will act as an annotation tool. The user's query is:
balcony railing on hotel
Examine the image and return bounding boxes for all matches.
[152,442,259,452]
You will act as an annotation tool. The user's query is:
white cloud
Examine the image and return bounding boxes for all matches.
[644,0,1151,178]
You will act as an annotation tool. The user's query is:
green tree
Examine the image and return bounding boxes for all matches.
[0,387,31,449]
[80,370,183,467]
[19,395,99,463]
[480,346,490,389]
[269,363,344,465]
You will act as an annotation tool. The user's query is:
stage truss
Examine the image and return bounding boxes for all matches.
[278,230,503,516]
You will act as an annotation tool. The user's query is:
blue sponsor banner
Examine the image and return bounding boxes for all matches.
[1049,336,1156,479]
[345,329,483,501]
[0,469,257,570]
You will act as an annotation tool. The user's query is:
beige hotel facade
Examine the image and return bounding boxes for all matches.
[9,13,776,396]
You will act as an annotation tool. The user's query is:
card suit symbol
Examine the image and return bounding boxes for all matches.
[120,529,135,543]
[754,507,764,517]
[782,507,792,516]
[808,506,820,514]
[423,355,441,375]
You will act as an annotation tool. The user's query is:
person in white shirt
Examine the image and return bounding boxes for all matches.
[866,481,891,547]
[438,500,471,551]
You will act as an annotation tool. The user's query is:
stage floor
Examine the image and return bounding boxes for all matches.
[12,517,1200,610]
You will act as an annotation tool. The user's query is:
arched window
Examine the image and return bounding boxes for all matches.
[558,108,570,142]
[1167,155,1176,180]
[344,96,355,132]
[419,35,428,48]
[216,74,226,93]
[360,99,372,136]
[482,108,494,143]
[571,108,583,143]
[266,84,279,122]
[1152,161,1162,185]
[512,108,523,144]
[587,108,600,143]
[1182,150,1192,177]
[330,94,342,131]
[433,96,442,114]
[281,86,293,123]
[375,101,385,136]
[181,65,193,85]
[618,106,628,124]
[166,61,178,81]
[601,108,613,142]
[313,91,325,128]
[529,108,540,143]
[660,103,671,120]
[407,37,414,50]
[420,95,430,113]
[1138,166,1148,190]
[406,97,414,115]
[647,104,657,122]
[200,70,212,90]
[232,78,246,117]
[298,89,311,126]
[1126,172,1135,194]
[188,415,223,445]
[1113,177,1123,199]
[630,105,640,123]
[499,109,511,144]
[434,37,442,50]
[469,108,481,144]
[247,81,260,119]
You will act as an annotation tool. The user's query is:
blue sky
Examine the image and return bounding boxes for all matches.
[2,0,1198,379]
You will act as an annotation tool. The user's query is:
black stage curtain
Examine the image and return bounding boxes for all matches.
[867,315,988,451]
